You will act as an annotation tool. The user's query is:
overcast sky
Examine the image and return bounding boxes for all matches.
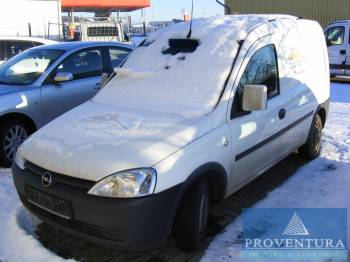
[130,0,225,22]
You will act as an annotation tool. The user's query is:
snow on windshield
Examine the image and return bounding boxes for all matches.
[93,15,271,117]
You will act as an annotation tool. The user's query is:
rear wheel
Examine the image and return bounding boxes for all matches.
[174,177,210,252]
[299,114,323,160]
[0,120,30,167]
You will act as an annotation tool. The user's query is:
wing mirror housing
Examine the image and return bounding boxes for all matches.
[54,72,73,83]
[242,85,267,111]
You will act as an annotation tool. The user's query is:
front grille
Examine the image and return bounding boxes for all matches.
[25,161,95,190]
[20,193,128,241]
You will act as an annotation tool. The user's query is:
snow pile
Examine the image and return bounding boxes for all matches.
[94,15,294,117]
[201,83,350,261]
[0,169,76,262]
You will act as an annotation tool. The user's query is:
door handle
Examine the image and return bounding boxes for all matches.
[278,108,286,119]
[340,49,346,55]
[93,83,101,90]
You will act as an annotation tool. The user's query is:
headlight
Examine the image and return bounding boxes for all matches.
[14,147,25,170]
[88,168,157,198]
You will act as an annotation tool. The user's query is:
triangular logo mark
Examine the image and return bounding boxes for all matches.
[282,212,309,236]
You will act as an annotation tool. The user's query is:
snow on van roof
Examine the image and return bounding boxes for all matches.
[94,15,296,117]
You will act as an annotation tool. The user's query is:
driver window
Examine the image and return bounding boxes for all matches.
[57,49,102,80]
[231,44,279,119]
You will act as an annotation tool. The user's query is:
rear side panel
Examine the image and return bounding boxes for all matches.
[275,19,329,151]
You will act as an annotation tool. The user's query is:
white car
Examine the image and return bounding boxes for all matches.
[13,15,330,252]
[0,36,56,65]
[324,20,350,77]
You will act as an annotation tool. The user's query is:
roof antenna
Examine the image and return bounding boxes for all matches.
[186,0,194,38]
[216,0,231,14]
[162,0,199,55]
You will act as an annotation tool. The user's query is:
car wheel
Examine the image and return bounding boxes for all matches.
[174,177,209,252]
[299,114,323,160]
[0,120,30,167]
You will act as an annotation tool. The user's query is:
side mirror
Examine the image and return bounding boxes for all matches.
[54,72,73,83]
[100,73,110,88]
[242,85,267,111]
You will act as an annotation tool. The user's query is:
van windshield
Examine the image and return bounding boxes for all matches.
[93,17,242,117]
[93,15,290,118]
[0,49,63,85]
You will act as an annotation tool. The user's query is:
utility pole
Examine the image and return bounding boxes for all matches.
[141,9,146,36]
[56,0,62,39]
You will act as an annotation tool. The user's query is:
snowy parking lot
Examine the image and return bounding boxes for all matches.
[0,82,349,262]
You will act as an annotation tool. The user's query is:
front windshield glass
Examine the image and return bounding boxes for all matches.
[0,49,63,85]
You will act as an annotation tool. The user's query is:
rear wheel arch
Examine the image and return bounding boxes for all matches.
[315,99,329,128]
[316,107,327,128]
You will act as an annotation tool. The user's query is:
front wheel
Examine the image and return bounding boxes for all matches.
[0,120,30,167]
[174,177,210,252]
[299,114,323,160]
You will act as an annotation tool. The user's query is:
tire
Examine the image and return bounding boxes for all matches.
[0,119,30,168]
[174,177,210,252]
[299,114,323,160]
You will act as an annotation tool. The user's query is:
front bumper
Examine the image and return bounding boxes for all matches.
[12,163,182,251]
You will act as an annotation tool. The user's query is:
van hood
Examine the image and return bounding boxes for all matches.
[20,101,212,182]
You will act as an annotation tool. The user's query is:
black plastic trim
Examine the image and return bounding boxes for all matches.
[330,64,350,70]
[235,110,314,161]
[12,164,183,251]
[25,161,95,190]
[162,162,228,241]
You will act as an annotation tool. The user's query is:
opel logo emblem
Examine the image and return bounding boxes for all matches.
[41,172,52,187]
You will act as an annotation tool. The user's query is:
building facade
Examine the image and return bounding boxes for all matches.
[225,0,350,27]
[0,0,62,38]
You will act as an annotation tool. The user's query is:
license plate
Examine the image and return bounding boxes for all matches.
[25,186,73,220]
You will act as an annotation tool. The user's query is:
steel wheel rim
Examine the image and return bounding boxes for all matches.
[3,124,27,161]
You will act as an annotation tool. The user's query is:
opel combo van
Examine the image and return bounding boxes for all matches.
[325,20,350,77]
[12,15,330,252]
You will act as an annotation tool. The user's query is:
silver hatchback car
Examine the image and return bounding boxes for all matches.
[0,41,133,167]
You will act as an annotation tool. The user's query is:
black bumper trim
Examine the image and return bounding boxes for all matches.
[13,164,183,251]
[19,193,129,241]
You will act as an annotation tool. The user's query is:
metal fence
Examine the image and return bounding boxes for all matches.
[0,22,63,40]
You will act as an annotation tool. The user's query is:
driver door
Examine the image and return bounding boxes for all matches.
[228,41,287,190]
[41,48,103,123]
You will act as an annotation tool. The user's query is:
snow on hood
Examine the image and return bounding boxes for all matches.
[20,102,212,181]
[93,15,292,118]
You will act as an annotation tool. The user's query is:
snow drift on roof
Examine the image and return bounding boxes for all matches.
[93,15,294,117]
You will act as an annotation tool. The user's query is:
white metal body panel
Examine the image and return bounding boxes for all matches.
[19,16,329,197]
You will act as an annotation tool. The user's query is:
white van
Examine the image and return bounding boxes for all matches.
[79,19,127,42]
[13,15,329,252]
[324,20,350,77]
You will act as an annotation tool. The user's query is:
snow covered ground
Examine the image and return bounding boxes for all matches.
[0,170,74,261]
[0,82,349,262]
